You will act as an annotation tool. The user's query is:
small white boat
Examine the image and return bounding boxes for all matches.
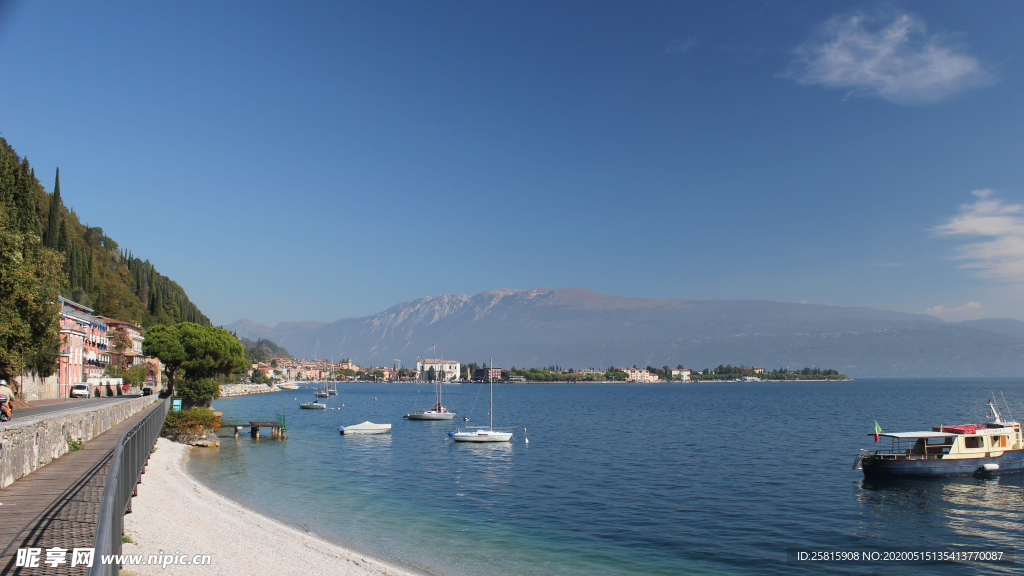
[340,421,392,435]
[327,385,338,396]
[299,400,327,410]
[450,428,513,442]
[315,390,329,398]
[451,358,512,443]
[406,405,456,420]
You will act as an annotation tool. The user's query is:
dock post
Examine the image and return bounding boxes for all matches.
[251,426,259,438]
[234,426,241,439]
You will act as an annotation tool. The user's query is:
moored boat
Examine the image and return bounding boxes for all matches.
[299,399,327,410]
[406,344,456,420]
[450,358,512,443]
[340,421,391,435]
[855,399,1024,478]
[406,404,456,420]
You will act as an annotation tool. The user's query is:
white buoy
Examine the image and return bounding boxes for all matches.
[524,427,529,444]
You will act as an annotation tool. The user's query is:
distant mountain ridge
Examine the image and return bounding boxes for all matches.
[226,287,1024,377]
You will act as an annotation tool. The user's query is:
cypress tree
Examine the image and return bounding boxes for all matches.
[43,168,62,249]
[57,218,69,253]
[58,219,70,277]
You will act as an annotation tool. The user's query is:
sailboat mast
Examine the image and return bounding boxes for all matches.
[489,357,493,431]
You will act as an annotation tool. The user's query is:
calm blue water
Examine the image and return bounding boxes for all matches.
[190,379,1024,575]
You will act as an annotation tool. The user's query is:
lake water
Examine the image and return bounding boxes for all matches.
[191,379,1024,575]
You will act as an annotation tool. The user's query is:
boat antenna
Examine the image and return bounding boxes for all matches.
[988,392,1003,425]
[1000,390,1015,423]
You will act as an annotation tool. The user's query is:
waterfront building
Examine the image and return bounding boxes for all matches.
[624,367,659,383]
[471,368,503,381]
[98,318,145,368]
[416,358,461,382]
[57,297,110,397]
[671,368,691,381]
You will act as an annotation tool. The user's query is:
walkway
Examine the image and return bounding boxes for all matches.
[0,401,164,575]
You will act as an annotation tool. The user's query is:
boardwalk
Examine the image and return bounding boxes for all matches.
[0,402,164,575]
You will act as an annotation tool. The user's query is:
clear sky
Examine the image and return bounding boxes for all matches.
[2,1,1023,326]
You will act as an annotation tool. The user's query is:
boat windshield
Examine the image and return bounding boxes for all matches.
[873,435,954,459]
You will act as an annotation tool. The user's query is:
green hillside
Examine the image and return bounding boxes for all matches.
[0,136,209,379]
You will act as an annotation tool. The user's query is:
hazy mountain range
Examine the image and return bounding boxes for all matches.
[225,287,1024,377]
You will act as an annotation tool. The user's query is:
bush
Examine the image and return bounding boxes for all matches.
[177,378,220,403]
[67,434,85,451]
[162,407,220,437]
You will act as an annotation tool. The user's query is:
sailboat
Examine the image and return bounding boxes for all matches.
[405,345,456,420]
[450,358,512,442]
[314,354,329,397]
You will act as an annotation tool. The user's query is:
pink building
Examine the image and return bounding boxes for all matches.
[98,318,145,368]
[58,297,110,397]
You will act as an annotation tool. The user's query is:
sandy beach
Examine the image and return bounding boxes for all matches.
[122,438,423,576]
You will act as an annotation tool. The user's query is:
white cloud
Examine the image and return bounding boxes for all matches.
[926,301,985,321]
[665,35,698,54]
[783,11,993,104]
[934,190,1024,283]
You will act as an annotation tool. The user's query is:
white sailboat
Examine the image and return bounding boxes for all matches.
[451,358,512,442]
[406,344,456,420]
[340,421,392,435]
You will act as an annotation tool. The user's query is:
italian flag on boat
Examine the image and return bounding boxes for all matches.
[874,421,882,443]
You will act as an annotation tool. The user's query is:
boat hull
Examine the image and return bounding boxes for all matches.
[862,449,1024,478]
[342,422,391,434]
[452,431,513,442]
[299,403,326,410]
[406,412,456,420]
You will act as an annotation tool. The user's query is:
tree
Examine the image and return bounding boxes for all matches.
[144,323,245,398]
[143,325,186,396]
[427,366,436,382]
[0,205,63,384]
[178,378,220,407]
[43,168,61,249]
[109,324,131,369]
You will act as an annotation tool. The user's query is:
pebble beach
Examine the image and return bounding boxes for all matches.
[121,438,422,576]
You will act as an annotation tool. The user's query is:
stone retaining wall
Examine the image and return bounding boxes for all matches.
[218,384,281,397]
[0,396,159,489]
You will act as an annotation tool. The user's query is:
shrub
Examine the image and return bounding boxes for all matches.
[162,407,220,437]
[67,434,85,451]
[177,378,220,403]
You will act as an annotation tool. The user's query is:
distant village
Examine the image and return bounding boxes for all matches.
[20,295,844,403]
[250,351,707,383]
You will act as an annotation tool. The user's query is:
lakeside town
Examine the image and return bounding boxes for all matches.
[16,295,846,406]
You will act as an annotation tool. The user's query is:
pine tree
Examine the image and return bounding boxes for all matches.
[43,168,62,249]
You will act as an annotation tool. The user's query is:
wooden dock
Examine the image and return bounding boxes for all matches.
[219,411,288,438]
[0,402,164,575]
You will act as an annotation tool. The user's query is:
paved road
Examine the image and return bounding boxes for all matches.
[11,395,143,421]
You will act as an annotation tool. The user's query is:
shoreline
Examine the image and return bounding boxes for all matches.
[122,438,428,576]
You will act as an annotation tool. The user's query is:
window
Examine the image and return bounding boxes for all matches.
[992,435,1006,448]
[965,436,984,449]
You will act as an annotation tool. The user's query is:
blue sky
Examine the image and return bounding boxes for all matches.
[2,1,1023,326]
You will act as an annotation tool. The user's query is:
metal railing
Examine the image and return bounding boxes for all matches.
[88,397,169,576]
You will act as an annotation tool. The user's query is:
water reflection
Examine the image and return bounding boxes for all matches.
[858,475,1024,547]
